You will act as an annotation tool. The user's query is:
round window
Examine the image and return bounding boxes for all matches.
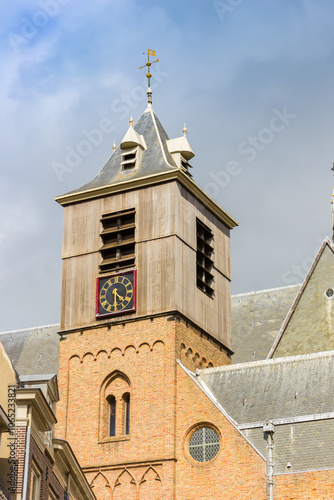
[188,426,220,463]
[325,288,334,299]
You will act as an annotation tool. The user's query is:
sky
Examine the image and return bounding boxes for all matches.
[1,0,334,331]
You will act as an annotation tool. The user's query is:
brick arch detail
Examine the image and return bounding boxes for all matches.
[138,466,162,500]
[96,349,108,358]
[90,472,112,500]
[180,343,213,369]
[69,354,80,363]
[138,342,150,352]
[152,340,165,350]
[113,469,137,500]
[139,465,162,484]
[90,471,111,489]
[68,340,166,363]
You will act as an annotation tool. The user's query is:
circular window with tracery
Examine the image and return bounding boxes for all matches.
[188,426,220,463]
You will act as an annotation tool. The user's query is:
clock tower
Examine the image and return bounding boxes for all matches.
[55,61,237,499]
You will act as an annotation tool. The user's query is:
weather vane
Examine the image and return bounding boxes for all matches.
[139,49,159,107]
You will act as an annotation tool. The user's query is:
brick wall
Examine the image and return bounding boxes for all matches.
[26,436,65,500]
[55,308,334,499]
[14,426,26,495]
[175,363,267,500]
[274,469,334,499]
[56,314,230,499]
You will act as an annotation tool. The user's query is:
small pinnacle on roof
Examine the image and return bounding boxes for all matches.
[129,115,134,127]
[112,140,116,152]
[183,123,187,136]
[139,49,159,108]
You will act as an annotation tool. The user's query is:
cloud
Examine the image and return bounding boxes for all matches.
[1,0,334,329]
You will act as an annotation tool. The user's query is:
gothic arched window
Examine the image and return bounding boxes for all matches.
[100,371,131,441]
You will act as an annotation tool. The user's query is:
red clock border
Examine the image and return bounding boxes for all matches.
[96,270,137,319]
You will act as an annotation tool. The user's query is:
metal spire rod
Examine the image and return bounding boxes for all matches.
[139,50,159,107]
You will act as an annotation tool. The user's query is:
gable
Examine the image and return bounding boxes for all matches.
[231,284,301,363]
[269,239,334,358]
[176,361,267,499]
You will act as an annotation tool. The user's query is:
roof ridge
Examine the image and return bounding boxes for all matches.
[148,108,175,169]
[0,323,60,335]
[199,349,334,375]
[231,283,301,299]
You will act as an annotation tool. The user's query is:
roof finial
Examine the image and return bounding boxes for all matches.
[112,140,116,152]
[129,115,134,127]
[139,49,159,109]
[183,123,187,136]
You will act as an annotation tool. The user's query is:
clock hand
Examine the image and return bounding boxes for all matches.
[112,288,124,307]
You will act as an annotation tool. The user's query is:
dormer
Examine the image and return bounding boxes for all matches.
[167,125,194,177]
[120,116,146,171]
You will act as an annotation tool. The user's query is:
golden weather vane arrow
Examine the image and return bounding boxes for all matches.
[139,49,159,107]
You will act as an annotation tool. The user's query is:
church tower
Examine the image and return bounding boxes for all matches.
[55,56,237,499]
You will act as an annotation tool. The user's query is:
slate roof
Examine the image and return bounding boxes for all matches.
[188,350,334,473]
[268,237,334,358]
[0,324,60,376]
[231,284,301,363]
[64,109,178,196]
[199,351,334,422]
[244,419,334,474]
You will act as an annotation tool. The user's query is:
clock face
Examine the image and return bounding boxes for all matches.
[96,271,136,318]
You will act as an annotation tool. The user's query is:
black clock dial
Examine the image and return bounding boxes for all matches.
[96,272,136,317]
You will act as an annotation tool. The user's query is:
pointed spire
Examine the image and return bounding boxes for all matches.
[183,123,187,136]
[139,50,159,109]
[129,115,134,127]
[112,140,116,153]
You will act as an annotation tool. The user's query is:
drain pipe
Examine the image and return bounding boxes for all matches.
[66,472,71,500]
[263,420,274,500]
[21,406,32,500]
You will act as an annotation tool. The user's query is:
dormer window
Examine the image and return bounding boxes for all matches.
[121,147,138,171]
[119,115,146,173]
[180,156,193,177]
[167,126,195,177]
